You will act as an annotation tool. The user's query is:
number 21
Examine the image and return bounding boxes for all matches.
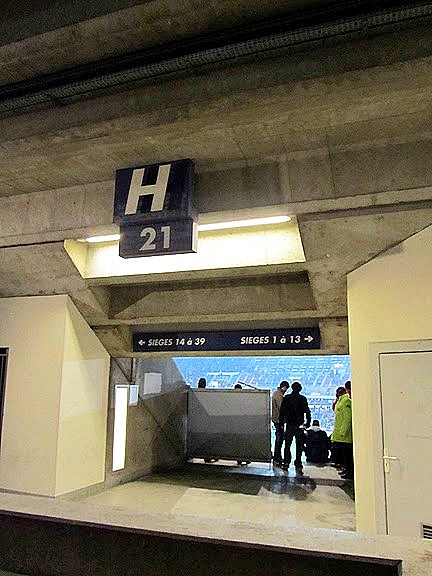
[139,226,171,251]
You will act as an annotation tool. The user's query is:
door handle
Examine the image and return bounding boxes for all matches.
[382,454,399,473]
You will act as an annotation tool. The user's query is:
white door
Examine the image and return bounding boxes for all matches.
[380,351,432,537]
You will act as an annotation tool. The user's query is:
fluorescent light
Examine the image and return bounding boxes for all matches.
[197,215,291,231]
[84,216,291,243]
[112,385,128,471]
[85,234,121,243]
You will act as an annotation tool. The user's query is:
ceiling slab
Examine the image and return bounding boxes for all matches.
[0,1,347,84]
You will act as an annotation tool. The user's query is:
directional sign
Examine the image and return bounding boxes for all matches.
[133,328,320,353]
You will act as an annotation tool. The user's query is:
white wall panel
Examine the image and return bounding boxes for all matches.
[348,223,432,534]
[0,295,109,496]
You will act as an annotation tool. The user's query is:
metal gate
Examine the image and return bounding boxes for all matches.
[187,388,271,462]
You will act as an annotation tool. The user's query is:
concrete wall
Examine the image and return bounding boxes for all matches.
[0,296,66,494]
[0,295,109,496]
[105,358,187,488]
[347,224,432,534]
[134,358,186,393]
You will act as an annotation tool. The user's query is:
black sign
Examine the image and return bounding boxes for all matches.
[114,159,195,225]
[133,328,320,353]
[119,218,197,258]
[113,159,197,258]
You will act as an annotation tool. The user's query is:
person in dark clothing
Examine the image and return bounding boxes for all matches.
[271,380,289,466]
[345,380,351,397]
[305,420,331,464]
[279,381,311,472]
[197,378,207,388]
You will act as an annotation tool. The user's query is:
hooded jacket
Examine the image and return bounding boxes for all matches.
[331,393,352,443]
[305,426,331,463]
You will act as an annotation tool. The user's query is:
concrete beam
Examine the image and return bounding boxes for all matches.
[2,52,432,196]
[93,325,131,357]
[2,175,432,249]
[109,273,315,320]
[0,242,110,324]
[319,318,349,354]
[0,1,331,85]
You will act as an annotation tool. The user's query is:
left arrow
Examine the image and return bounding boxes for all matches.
[138,339,145,346]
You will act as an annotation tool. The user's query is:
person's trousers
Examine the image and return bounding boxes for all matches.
[273,422,285,462]
[341,442,354,475]
[283,425,305,467]
[331,441,344,465]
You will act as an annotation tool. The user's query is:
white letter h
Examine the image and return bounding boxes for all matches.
[125,164,171,214]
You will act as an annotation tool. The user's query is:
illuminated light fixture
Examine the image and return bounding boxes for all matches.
[85,234,121,243]
[84,216,292,242]
[112,385,129,471]
[197,215,291,232]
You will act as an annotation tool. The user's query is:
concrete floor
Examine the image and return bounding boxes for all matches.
[77,460,355,532]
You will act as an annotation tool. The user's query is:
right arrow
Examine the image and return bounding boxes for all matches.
[304,335,313,342]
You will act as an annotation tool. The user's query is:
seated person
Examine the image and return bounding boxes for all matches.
[305,420,331,464]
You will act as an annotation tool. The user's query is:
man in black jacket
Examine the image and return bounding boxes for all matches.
[279,381,311,472]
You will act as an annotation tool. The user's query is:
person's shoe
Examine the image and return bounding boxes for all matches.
[241,461,251,466]
[281,463,289,471]
[340,471,354,480]
[273,459,282,467]
[295,467,304,475]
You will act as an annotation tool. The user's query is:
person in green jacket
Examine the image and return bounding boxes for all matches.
[332,386,353,480]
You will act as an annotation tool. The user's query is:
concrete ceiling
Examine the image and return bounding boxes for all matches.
[0,0,342,84]
[1,2,432,356]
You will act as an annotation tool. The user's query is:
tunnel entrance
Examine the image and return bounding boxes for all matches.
[97,353,354,533]
[174,354,352,483]
[115,353,351,474]
[174,354,350,436]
